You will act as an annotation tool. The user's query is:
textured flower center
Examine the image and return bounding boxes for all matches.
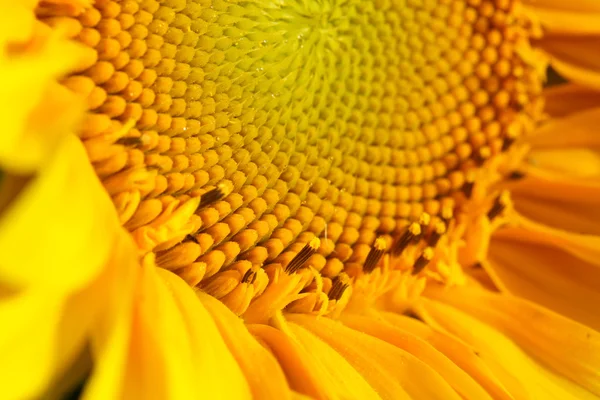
[38,0,542,316]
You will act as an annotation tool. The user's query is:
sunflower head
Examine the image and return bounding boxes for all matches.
[3,0,600,399]
[29,0,549,321]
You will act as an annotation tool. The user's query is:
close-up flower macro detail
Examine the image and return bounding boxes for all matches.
[1,0,600,398]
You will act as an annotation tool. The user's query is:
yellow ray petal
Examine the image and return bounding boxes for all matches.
[524,0,600,11]
[287,313,462,400]
[85,254,251,400]
[542,85,600,118]
[494,211,600,270]
[487,233,600,330]
[529,148,600,178]
[524,108,600,181]
[527,107,600,150]
[498,176,600,263]
[509,180,600,235]
[422,291,600,398]
[197,291,291,399]
[340,312,494,400]
[0,134,117,290]
[0,285,97,399]
[0,135,121,398]
[80,232,139,400]
[379,312,515,400]
[250,315,381,400]
[0,18,87,172]
[524,0,600,35]
[536,36,600,90]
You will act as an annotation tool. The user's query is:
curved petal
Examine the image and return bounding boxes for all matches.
[526,107,600,150]
[0,286,96,399]
[379,312,514,400]
[250,315,381,400]
[504,159,600,243]
[536,37,600,90]
[542,86,600,118]
[287,313,462,400]
[0,6,88,172]
[493,211,600,269]
[0,135,119,399]
[340,312,494,400]
[524,1,600,35]
[487,235,600,331]
[420,296,598,399]
[424,287,600,397]
[508,178,600,235]
[84,256,252,400]
[0,135,117,290]
[197,292,291,399]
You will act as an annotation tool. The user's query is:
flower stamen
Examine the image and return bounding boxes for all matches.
[285,237,320,274]
[241,268,257,284]
[391,223,421,257]
[363,237,386,274]
[412,247,434,276]
[328,273,351,301]
[198,183,231,210]
[461,171,477,199]
[487,191,510,220]
[427,221,446,248]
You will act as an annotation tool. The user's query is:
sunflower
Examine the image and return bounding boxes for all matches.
[1,0,600,398]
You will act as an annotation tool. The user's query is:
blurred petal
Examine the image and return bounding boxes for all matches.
[287,313,462,400]
[527,107,600,151]
[542,86,600,118]
[487,233,600,331]
[422,293,599,399]
[197,292,291,399]
[340,312,494,400]
[536,37,600,90]
[524,1,600,35]
[505,172,600,236]
[0,6,88,172]
[0,135,117,290]
[0,134,119,398]
[250,316,381,400]
[85,254,251,400]
[379,312,514,400]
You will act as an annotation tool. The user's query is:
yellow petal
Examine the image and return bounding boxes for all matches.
[524,107,600,180]
[379,312,514,400]
[287,313,462,400]
[503,163,600,241]
[524,1,600,35]
[0,135,122,398]
[487,233,600,330]
[0,134,117,290]
[509,178,600,236]
[0,287,92,399]
[85,253,251,400]
[530,148,600,178]
[422,291,600,398]
[340,312,494,400]
[197,291,291,399]
[81,231,140,400]
[0,2,36,47]
[527,106,600,151]
[0,21,87,172]
[251,314,381,400]
[536,36,600,90]
[496,196,600,267]
[542,85,600,118]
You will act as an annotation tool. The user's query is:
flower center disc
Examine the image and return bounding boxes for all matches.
[43,0,542,314]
